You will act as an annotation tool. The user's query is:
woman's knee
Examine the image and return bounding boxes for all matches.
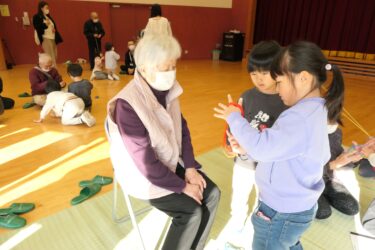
[175,206,203,226]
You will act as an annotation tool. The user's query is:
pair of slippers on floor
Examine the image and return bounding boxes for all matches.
[18,92,36,109]
[71,175,113,206]
[0,203,35,229]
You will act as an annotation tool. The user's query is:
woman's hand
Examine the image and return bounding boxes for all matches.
[185,168,206,193]
[227,130,246,155]
[214,94,243,120]
[182,183,202,205]
[329,150,363,170]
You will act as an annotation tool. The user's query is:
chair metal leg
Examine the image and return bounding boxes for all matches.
[112,177,152,250]
[112,177,152,223]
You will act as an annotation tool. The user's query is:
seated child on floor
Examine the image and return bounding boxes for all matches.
[67,64,93,110]
[0,77,15,111]
[33,79,96,127]
[120,40,136,75]
[90,54,107,80]
[316,122,363,220]
[90,54,108,81]
[352,137,375,178]
[105,42,120,80]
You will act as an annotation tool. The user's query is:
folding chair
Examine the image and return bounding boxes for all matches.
[105,118,152,250]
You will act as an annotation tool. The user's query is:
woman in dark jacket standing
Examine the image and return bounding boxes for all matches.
[33,1,63,67]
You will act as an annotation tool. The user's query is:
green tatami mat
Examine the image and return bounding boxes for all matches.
[1,148,374,250]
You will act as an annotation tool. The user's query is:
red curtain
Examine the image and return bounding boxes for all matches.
[253,0,375,53]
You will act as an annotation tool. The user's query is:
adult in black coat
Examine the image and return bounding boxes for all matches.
[33,1,63,67]
[84,12,105,70]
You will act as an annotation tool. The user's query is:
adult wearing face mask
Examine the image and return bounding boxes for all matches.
[84,12,105,70]
[107,35,220,250]
[28,53,66,107]
[33,1,63,67]
[120,40,136,75]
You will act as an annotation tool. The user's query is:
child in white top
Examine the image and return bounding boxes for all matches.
[105,42,120,80]
[33,79,96,127]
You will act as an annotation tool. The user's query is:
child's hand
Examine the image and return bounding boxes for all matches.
[227,131,246,155]
[330,150,363,170]
[33,118,43,123]
[60,81,66,88]
[359,137,375,157]
[214,94,243,120]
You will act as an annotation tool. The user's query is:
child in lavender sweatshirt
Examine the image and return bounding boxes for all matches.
[214,41,345,250]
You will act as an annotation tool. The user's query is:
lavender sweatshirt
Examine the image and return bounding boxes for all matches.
[114,86,200,194]
[227,97,330,213]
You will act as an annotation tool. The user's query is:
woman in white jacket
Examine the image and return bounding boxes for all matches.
[144,4,172,37]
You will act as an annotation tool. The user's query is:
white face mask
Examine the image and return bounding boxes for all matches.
[327,123,338,134]
[129,45,135,51]
[148,70,176,91]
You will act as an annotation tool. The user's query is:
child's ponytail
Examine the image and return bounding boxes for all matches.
[325,64,345,125]
[270,41,345,125]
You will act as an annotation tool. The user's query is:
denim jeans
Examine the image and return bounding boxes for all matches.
[251,201,317,250]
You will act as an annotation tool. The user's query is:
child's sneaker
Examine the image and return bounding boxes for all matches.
[80,111,96,127]
[113,74,120,80]
[108,74,114,81]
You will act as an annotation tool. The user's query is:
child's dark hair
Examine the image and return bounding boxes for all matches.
[150,4,162,17]
[38,1,48,15]
[45,79,61,94]
[67,63,83,77]
[247,40,281,72]
[271,41,344,125]
[105,42,113,52]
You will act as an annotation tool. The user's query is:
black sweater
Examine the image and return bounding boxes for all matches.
[125,50,135,68]
[83,20,105,44]
[32,13,63,45]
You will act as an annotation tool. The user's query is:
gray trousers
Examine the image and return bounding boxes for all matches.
[149,165,220,250]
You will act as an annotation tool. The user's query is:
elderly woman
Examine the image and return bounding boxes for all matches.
[27,53,66,107]
[107,35,220,250]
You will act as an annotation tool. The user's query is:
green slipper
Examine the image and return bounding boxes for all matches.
[79,175,113,187]
[0,203,35,216]
[71,184,101,206]
[23,102,36,109]
[18,92,31,98]
[0,214,26,229]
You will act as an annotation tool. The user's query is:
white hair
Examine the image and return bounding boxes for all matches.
[38,53,52,64]
[134,35,181,72]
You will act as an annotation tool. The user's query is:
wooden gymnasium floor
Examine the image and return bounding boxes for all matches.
[0,60,374,238]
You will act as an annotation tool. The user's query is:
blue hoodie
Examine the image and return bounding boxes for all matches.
[227,97,330,213]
